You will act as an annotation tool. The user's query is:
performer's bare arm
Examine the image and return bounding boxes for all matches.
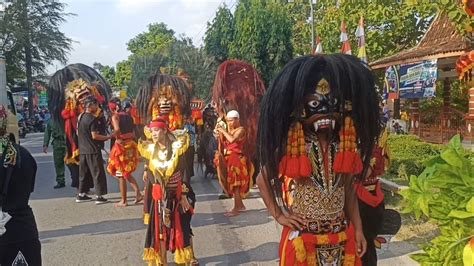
[344,176,367,257]
[111,114,121,135]
[217,127,244,143]
[91,131,111,141]
[257,167,307,231]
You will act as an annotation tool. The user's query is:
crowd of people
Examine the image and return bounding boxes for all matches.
[0,54,396,266]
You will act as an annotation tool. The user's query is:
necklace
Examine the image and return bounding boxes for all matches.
[305,135,340,193]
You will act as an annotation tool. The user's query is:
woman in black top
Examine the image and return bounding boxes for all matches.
[0,106,41,265]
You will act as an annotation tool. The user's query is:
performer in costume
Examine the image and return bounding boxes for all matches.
[136,72,198,265]
[355,128,390,266]
[0,106,41,265]
[136,73,193,182]
[47,64,111,195]
[257,54,381,265]
[211,60,266,199]
[107,97,142,207]
[140,119,198,266]
[215,110,253,217]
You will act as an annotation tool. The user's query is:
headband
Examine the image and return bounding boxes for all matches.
[149,120,168,129]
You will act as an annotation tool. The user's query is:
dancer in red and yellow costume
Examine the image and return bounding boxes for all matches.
[140,119,197,266]
[257,54,381,265]
[136,72,197,265]
[215,110,254,217]
[107,97,142,207]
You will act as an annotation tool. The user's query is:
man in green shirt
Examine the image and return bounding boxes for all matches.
[43,119,79,189]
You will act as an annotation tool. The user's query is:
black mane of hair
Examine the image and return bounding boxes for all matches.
[136,73,191,124]
[47,63,111,130]
[257,54,382,207]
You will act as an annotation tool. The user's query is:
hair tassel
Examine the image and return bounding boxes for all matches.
[333,116,363,174]
[279,122,312,179]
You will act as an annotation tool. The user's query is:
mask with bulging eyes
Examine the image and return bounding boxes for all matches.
[302,79,340,133]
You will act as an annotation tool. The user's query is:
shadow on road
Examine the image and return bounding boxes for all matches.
[39,218,143,240]
[198,242,279,265]
[192,208,272,229]
[378,240,420,260]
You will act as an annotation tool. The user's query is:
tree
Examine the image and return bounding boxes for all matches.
[204,4,235,63]
[128,54,169,97]
[286,0,438,61]
[126,22,177,57]
[2,0,72,117]
[115,59,132,89]
[93,63,117,88]
[231,0,293,83]
[173,41,217,100]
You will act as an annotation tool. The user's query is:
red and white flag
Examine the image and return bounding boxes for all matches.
[340,20,352,55]
[313,37,323,54]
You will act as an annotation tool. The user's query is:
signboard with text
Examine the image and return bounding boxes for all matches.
[383,60,437,99]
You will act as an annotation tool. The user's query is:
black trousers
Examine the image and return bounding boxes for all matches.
[359,199,385,266]
[66,163,80,188]
[0,239,42,266]
[79,153,107,196]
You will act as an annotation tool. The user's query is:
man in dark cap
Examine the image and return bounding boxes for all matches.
[76,96,112,204]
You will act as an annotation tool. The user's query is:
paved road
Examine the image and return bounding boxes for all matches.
[22,133,418,265]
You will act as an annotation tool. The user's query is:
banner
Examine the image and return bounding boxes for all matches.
[383,60,437,99]
[39,91,48,108]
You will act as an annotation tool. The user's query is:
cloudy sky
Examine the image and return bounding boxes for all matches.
[49,0,233,74]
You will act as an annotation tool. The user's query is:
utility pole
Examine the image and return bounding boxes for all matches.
[310,0,315,53]
[288,0,317,53]
[0,0,9,102]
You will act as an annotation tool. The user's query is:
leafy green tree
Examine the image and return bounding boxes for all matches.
[128,53,169,97]
[204,4,235,63]
[126,23,177,57]
[115,59,132,88]
[231,0,293,83]
[2,0,72,116]
[93,63,117,88]
[173,41,217,100]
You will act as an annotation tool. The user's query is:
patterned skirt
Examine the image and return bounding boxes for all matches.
[225,152,254,197]
[279,224,360,266]
[107,139,139,179]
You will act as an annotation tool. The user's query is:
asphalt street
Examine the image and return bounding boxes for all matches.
[22,133,418,265]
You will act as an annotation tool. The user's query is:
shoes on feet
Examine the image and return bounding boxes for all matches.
[95,196,108,205]
[54,183,65,189]
[76,194,92,203]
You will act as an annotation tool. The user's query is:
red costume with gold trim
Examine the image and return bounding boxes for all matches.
[221,128,254,197]
[107,108,140,179]
[258,55,381,266]
[211,60,266,196]
[136,73,196,265]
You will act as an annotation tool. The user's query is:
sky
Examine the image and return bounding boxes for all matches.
[48,0,233,74]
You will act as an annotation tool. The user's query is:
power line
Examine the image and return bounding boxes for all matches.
[192,0,227,45]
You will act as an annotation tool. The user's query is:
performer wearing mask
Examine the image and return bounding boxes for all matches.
[107,97,142,207]
[215,110,253,217]
[140,119,198,266]
[257,54,381,265]
[0,106,41,265]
